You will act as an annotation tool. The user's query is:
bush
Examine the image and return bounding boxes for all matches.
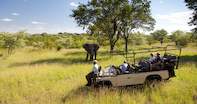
[170,30,190,47]
[2,34,19,55]
[146,35,157,46]
[177,35,189,47]
[129,33,146,46]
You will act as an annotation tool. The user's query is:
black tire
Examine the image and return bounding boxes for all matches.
[145,75,161,88]
[97,81,112,88]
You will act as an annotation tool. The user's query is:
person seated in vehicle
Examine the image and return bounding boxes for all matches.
[151,53,162,71]
[138,60,150,72]
[163,54,177,64]
[162,54,176,77]
[148,53,156,64]
[119,61,130,74]
[108,65,118,75]
[86,60,100,86]
[156,53,162,62]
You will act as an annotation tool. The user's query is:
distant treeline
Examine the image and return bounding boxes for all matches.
[0,30,196,55]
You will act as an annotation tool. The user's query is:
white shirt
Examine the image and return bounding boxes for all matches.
[109,66,116,75]
[120,63,128,73]
[148,56,156,63]
[92,64,99,74]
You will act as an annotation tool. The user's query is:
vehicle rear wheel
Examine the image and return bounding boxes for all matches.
[145,78,161,88]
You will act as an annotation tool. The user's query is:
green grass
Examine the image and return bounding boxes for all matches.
[0,46,196,104]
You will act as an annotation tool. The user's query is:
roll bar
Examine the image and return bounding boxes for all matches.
[112,45,182,69]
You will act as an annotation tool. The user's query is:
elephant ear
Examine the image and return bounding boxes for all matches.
[82,44,86,48]
[95,44,99,51]
[83,43,99,52]
[82,44,89,51]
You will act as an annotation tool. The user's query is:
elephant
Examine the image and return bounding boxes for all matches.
[83,43,99,61]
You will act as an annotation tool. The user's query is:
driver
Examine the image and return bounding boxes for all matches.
[86,60,100,86]
[92,60,100,75]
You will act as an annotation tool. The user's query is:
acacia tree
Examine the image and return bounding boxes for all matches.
[71,0,154,52]
[87,25,108,46]
[119,0,155,53]
[171,30,190,47]
[170,30,185,45]
[151,29,168,46]
[71,0,125,52]
[185,0,197,32]
[146,35,155,46]
[2,34,19,55]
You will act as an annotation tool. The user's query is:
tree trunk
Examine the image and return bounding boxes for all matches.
[108,19,120,53]
[125,38,128,53]
[175,41,178,46]
[160,39,163,46]
[86,53,89,61]
[94,51,97,60]
[110,43,115,53]
[123,27,129,57]
[8,47,12,56]
[109,36,119,53]
[125,37,128,58]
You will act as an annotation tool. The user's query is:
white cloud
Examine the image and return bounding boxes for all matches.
[31,21,46,25]
[1,18,13,22]
[70,2,78,7]
[159,0,164,4]
[155,11,192,24]
[153,11,194,33]
[26,25,84,34]
[0,23,85,34]
[11,13,20,16]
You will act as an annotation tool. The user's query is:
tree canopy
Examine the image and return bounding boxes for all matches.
[185,0,197,32]
[71,0,155,52]
[151,29,168,45]
[170,30,190,47]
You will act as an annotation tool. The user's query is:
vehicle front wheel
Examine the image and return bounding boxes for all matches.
[96,81,112,88]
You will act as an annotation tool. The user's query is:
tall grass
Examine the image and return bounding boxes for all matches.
[0,46,196,104]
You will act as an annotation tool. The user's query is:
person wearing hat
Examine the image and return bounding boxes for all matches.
[86,60,100,86]
[120,60,129,74]
[151,53,162,71]
[156,53,161,62]
[148,53,156,64]
[109,65,117,75]
[92,60,100,75]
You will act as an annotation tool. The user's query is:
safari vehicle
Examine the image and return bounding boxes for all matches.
[93,45,182,87]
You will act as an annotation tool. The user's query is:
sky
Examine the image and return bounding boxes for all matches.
[0,0,194,34]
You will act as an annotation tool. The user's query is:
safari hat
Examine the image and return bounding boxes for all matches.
[93,60,98,64]
[124,60,127,63]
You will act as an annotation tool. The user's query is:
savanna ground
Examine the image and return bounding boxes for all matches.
[0,44,197,104]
